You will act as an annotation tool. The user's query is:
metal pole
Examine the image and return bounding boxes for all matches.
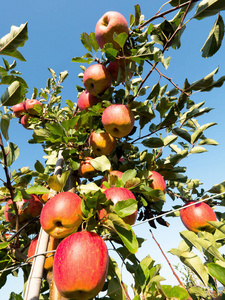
[24,150,64,300]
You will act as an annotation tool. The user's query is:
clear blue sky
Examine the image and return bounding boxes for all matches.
[1,0,225,298]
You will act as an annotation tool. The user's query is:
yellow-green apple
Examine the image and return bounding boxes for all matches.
[100,187,137,225]
[12,102,26,118]
[20,114,32,129]
[53,230,109,300]
[89,131,116,156]
[24,99,42,115]
[102,104,135,138]
[78,157,97,178]
[40,192,83,239]
[83,64,112,96]
[4,194,43,226]
[180,201,217,233]
[95,11,129,50]
[108,58,133,83]
[101,170,123,189]
[78,90,101,111]
[28,235,59,270]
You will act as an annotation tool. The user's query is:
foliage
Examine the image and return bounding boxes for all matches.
[1,0,225,299]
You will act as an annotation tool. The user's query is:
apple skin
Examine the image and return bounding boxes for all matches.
[89,131,116,156]
[24,99,42,115]
[83,64,112,96]
[102,104,135,138]
[28,235,59,270]
[78,157,97,178]
[100,187,137,225]
[12,102,26,118]
[4,195,43,226]
[40,192,83,239]
[180,201,217,233]
[101,170,123,189]
[78,90,101,111]
[95,11,129,50]
[53,230,109,300]
[20,114,32,129]
[108,58,133,83]
[149,171,166,193]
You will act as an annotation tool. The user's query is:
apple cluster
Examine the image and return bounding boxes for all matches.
[12,99,42,129]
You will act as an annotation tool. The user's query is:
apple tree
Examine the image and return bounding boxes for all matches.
[1,0,225,299]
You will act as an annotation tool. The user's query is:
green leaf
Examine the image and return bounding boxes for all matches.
[161,285,189,300]
[9,292,23,300]
[114,223,138,254]
[201,14,224,57]
[1,114,10,141]
[191,122,217,144]
[122,169,137,184]
[1,81,25,106]
[180,251,209,285]
[80,32,92,52]
[207,263,225,285]
[170,0,189,6]
[142,137,164,148]
[163,135,178,146]
[90,155,111,172]
[34,160,45,173]
[113,32,128,48]
[190,146,207,154]
[114,198,138,218]
[198,138,218,146]
[180,230,203,252]
[194,0,225,20]
[26,185,50,195]
[172,128,191,143]
[2,142,20,167]
[0,242,9,250]
[197,237,224,260]
[78,182,101,194]
[0,23,28,61]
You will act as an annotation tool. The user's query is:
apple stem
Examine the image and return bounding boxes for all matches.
[24,150,64,300]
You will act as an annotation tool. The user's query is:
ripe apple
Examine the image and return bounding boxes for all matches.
[40,192,83,239]
[24,99,42,115]
[149,171,166,193]
[102,104,135,138]
[53,230,109,300]
[78,90,101,111]
[89,131,116,156]
[78,157,97,178]
[83,64,112,97]
[101,170,123,189]
[95,11,129,50]
[4,194,43,226]
[28,235,59,270]
[180,201,217,233]
[20,114,32,129]
[108,58,133,83]
[100,187,137,225]
[12,102,26,118]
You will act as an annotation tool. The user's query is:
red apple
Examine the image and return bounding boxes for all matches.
[28,235,59,270]
[78,157,97,178]
[108,58,133,83]
[102,104,135,138]
[149,171,166,193]
[12,102,26,118]
[20,114,32,129]
[4,195,43,226]
[101,170,123,189]
[180,201,217,233]
[89,131,116,156]
[53,230,109,300]
[24,99,42,115]
[78,90,101,111]
[101,187,137,225]
[83,64,112,96]
[40,192,83,239]
[95,11,129,50]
